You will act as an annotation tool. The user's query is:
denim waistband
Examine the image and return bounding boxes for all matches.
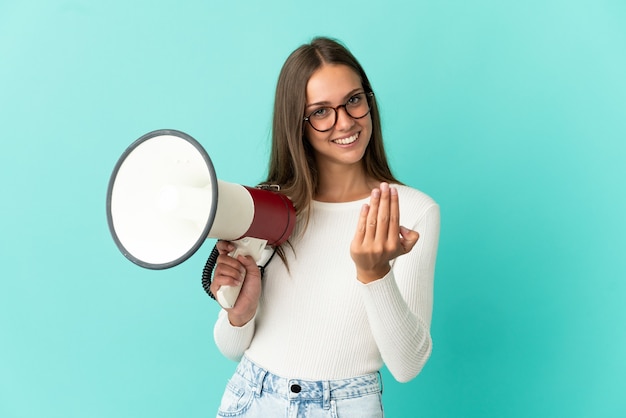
[235,356,382,402]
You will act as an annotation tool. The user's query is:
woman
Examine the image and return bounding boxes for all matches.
[210,37,440,417]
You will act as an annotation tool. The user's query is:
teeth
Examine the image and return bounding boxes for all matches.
[333,133,358,145]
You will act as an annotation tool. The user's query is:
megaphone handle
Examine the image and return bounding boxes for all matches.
[215,237,268,309]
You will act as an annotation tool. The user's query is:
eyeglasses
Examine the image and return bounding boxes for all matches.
[303,92,374,132]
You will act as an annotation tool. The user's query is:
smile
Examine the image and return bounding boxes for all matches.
[332,132,359,145]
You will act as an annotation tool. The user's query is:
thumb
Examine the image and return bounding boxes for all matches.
[399,226,420,253]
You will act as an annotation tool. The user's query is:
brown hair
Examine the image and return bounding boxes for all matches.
[265,36,400,226]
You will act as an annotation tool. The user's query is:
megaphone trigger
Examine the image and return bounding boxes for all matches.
[227,237,268,261]
[216,237,268,309]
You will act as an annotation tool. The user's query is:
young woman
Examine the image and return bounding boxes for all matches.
[210,37,440,417]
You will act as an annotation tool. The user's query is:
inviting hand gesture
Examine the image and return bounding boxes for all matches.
[350,183,420,283]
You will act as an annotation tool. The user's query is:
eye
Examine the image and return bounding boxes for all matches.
[347,93,363,106]
[311,107,331,119]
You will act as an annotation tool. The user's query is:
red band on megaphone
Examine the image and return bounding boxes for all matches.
[241,187,296,246]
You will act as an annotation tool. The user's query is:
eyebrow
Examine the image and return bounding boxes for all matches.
[305,88,364,110]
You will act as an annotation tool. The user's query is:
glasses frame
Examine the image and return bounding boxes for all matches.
[303,91,375,133]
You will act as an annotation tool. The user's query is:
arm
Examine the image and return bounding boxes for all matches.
[359,203,440,382]
[351,183,440,382]
[211,241,262,360]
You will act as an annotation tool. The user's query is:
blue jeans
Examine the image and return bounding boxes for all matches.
[216,356,384,418]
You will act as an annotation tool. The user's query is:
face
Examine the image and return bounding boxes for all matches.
[304,64,372,170]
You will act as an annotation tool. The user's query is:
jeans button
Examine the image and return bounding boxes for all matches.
[290,384,302,393]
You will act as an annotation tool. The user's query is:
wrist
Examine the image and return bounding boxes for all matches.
[228,311,255,327]
[356,264,391,284]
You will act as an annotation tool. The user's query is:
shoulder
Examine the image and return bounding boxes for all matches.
[393,184,437,206]
[392,184,439,225]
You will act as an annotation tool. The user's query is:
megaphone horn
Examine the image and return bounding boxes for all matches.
[106,129,296,308]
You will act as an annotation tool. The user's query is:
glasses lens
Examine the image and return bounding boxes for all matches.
[308,108,336,132]
[345,93,371,119]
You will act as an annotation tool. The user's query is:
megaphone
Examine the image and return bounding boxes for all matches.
[106,129,296,308]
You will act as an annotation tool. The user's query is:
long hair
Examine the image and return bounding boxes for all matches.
[265,36,400,228]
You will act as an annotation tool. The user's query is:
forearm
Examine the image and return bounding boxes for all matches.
[360,273,432,382]
[360,203,439,382]
[213,309,256,361]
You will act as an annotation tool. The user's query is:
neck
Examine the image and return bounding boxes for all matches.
[314,162,377,202]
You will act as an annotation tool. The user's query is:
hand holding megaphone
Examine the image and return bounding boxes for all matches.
[215,236,266,308]
[106,130,295,309]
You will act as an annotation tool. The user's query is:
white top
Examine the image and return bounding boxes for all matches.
[213,184,440,382]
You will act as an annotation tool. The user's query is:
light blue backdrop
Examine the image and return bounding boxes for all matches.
[1,1,625,417]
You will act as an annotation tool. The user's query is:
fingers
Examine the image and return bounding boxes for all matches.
[210,250,262,315]
[388,186,400,241]
[351,183,420,276]
[210,253,246,296]
[373,184,390,241]
[353,203,370,242]
[227,255,262,321]
[399,226,420,253]
[214,241,261,285]
[216,240,235,255]
[365,187,380,241]
[363,183,395,243]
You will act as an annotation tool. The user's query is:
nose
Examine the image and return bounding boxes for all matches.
[335,106,355,131]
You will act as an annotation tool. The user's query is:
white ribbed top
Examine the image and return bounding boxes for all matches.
[213,185,440,382]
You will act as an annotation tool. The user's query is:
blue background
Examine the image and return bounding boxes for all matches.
[1,1,625,417]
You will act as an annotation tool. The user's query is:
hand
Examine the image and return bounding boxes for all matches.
[350,183,420,283]
[209,240,262,326]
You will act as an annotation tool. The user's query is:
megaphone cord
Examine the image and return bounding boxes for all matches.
[201,245,220,300]
[201,244,277,301]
